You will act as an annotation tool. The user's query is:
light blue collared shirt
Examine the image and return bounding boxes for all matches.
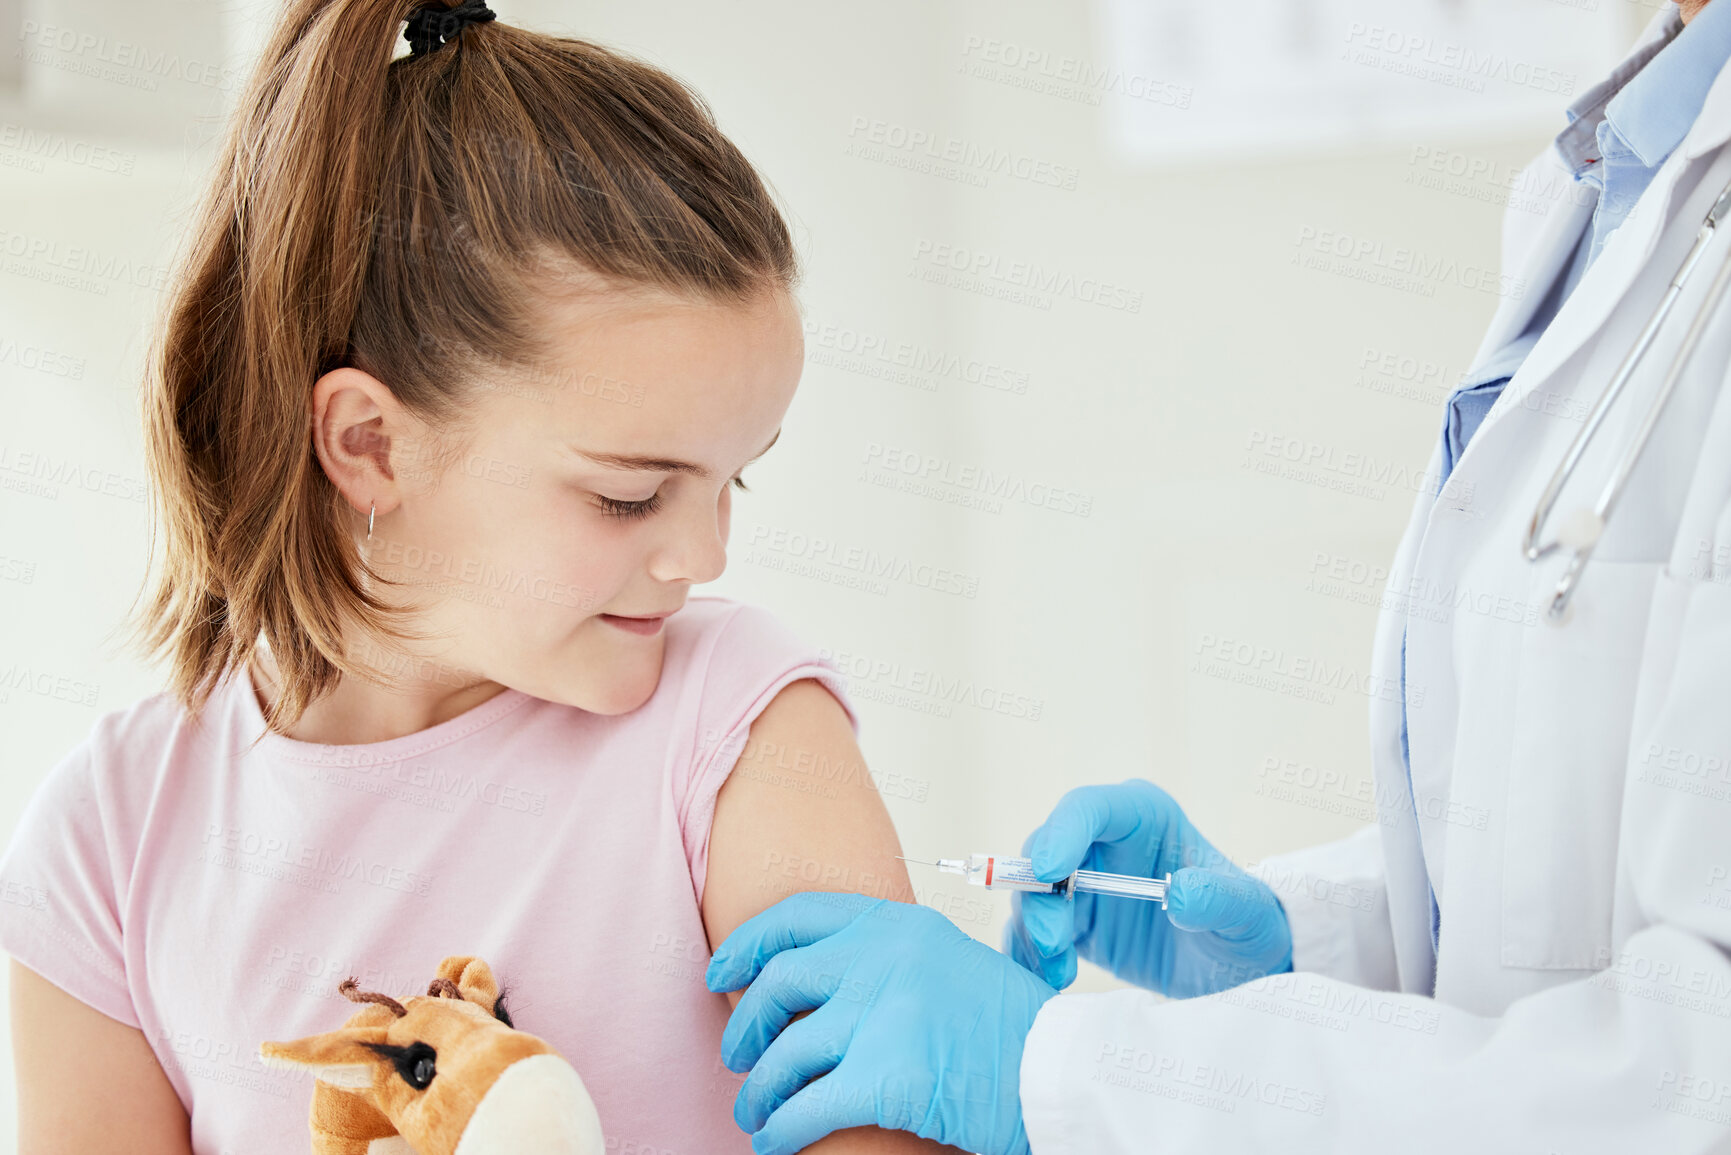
[1567,0,1731,268]
[1400,1,1731,954]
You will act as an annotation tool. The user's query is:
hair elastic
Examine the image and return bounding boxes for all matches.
[404,0,496,57]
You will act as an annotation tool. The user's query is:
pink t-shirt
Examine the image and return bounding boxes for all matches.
[0,596,855,1155]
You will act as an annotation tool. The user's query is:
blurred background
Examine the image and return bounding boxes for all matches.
[0,0,1663,1137]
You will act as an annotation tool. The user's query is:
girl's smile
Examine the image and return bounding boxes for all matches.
[597,611,676,636]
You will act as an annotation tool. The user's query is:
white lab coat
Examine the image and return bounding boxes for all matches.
[1020,12,1731,1153]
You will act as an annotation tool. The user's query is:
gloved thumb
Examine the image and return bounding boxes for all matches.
[1165,866,1277,937]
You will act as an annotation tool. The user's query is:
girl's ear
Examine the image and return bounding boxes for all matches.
[258,1025,392,1088]
[435,954,500,1007]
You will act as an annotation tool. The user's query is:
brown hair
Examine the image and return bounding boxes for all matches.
[123,0,798,736]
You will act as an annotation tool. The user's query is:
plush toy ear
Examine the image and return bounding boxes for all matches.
[259,1025,392,1089]
[435,955,500,1008]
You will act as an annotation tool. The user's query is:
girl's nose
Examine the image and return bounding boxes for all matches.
[647,496,728,585]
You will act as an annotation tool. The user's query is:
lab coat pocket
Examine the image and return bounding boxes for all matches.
[1500,558,1662,970]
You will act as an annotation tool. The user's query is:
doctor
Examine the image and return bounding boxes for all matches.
[706,1,1731,1151]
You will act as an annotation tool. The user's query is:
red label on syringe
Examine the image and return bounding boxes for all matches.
[939,853,1055,892]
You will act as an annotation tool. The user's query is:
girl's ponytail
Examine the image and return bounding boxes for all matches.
[127,0,796,734]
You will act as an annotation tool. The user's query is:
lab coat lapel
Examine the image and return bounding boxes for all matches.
[1462,177,1594,376]
[1460,4,1679,379]
[1471,64,1731,453]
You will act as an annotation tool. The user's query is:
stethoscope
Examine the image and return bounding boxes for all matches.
[1523,171,1731,623]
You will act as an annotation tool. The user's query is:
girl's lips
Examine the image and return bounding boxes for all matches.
[599,612,670,636]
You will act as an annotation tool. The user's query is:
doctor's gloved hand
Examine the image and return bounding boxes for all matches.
[1005,778,1293,998]
[706,892,1056,1155]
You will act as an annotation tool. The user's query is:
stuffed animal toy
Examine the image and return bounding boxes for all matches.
[259,954,605,1154]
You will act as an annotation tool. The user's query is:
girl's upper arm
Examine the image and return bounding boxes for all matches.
[699,677,960,1155]
[9,959,192,1155]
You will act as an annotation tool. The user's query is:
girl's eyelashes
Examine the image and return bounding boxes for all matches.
[595,491,663,520]
[594,474,746,520]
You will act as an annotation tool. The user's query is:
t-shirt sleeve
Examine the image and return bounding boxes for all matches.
[0,727,140,1029]
[675,601,859,902]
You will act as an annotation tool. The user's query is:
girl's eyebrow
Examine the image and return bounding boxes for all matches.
[568,428,781,478]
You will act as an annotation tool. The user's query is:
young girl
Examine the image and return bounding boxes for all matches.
[0,2,953,1152]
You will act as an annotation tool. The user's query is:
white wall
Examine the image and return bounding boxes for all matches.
[0,0,1650,1144]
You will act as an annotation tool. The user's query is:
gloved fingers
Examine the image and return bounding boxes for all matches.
[1026,779,1171,880]
[733,999,860,1133]
[1035,942,1078,990]
[1003,897,1078,990]
[1016,890,1075,959]
[749,1067,879,1155]
[719,943,846,1073]
[1166,867,1280,938]
[707,890,880,994]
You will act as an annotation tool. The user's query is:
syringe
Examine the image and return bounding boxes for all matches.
[899,854,1172,908]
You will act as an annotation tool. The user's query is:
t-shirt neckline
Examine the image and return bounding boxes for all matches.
[236,660,535,764]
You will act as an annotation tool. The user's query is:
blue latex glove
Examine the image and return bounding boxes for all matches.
[706,892,1056,1155]
[1004,778,1293,997]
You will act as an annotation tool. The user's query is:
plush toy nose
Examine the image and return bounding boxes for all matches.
[452,1053,606,1155]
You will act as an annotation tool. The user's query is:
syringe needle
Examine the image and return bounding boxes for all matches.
[895,856,940,867]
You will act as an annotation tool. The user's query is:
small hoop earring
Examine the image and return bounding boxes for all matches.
[367,501,375,542]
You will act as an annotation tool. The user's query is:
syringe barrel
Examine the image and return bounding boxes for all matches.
[939,854,1169,905]
[1071,869,1170,903]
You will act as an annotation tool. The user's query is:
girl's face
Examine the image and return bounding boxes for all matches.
[337,288,804,715]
